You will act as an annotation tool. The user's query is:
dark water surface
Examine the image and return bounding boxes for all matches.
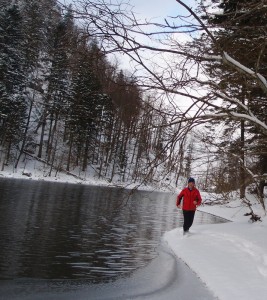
[0,178,227,284]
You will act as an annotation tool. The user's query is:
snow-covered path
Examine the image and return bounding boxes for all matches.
[164,208,267,300]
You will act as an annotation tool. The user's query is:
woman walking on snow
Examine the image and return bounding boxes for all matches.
[176,177,202,234]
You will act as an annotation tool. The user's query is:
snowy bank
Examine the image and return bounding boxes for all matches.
[164,198,267,300]
[0,164,174,192]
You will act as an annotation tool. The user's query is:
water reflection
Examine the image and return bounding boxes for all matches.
[0,178,227,282]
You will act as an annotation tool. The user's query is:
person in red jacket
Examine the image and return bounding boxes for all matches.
[176,177,202,234]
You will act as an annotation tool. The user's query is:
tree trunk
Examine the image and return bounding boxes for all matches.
[47,114,58,163]
[46,112,54,158]
[240,89,246,199]
[48,139,58,177]
[38,116,46,158]
[82,135,89,172]
[66,136,73,171]
[240,119,245,199]
[15,96,34,168]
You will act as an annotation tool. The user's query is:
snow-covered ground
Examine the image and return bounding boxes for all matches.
[0,162,166,192]
[164,196,267,300]
[0,166,116,187]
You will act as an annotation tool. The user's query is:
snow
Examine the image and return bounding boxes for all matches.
[223,52,254,76]
[223,51,267,94]
[201,111,267,132]
[164,197,267,300]
[0,160,168,192]
[0,166,106,186]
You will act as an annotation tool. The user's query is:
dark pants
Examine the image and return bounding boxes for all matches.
[183,210,195,232]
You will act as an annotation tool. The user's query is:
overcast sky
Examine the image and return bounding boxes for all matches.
[115,0,203,111]
[130,0,196,20]
[65,0,198,72]
[107,0,197,70]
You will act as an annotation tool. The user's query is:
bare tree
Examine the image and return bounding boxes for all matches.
[62,0,267,208]
[64,0,267,129]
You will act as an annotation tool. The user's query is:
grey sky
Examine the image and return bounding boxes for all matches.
[130,0,196,20]
[64,0,197,69]
[110,0,197,69]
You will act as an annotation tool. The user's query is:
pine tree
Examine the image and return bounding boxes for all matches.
[199,0,267,196]
[0,3,27,167]
[66,38,108,172]
[21,0,45,69]
[44,9,75,161]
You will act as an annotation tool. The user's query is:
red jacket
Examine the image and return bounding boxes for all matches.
[176,187,202,211]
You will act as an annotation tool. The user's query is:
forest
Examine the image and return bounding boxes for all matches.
[0,0,267,205]
[0,0,187,187]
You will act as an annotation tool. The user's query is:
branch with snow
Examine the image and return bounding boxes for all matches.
[222,52,267,95]
[202,112,267,134]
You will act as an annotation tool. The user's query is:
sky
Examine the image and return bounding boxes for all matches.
[63,0,204,114]
[107,0,197,69]
[64,0,197,20]
[130,0,196,20]
[110,0,204,113]
[62,0,198,71]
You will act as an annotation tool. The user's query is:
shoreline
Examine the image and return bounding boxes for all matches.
[0,169,176,193]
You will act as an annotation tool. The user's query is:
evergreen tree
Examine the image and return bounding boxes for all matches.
[21,0,45,69]
[0,3,27,166]
[66,39,109,171]
[199,0,267,195]
[42,9,75,160]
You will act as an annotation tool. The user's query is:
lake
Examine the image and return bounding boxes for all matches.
[0,178,227,299]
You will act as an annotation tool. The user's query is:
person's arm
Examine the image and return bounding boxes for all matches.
[176,190,184,207]
[196,190,202,206]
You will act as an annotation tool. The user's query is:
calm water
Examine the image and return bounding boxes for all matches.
[0,178,227,283]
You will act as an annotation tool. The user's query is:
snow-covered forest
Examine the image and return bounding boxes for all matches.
[0,0,190,187]
[0,0,267,204]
